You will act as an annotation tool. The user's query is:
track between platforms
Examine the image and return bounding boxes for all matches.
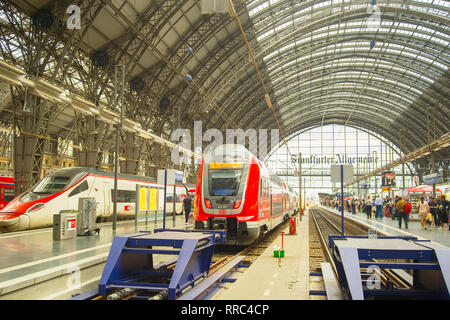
[309,207,412,299]
[94,216,294,300]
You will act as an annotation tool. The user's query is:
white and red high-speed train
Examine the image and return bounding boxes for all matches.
[193,144,299,245]
[0,167,192,232]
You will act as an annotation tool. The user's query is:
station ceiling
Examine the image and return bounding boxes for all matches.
[0,0,449,157]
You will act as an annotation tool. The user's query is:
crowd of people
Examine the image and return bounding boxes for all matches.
[321,194,449,231]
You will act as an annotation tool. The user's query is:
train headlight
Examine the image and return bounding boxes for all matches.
[26,203,45,214]
[233,199,242,209]
[204,198,212,209]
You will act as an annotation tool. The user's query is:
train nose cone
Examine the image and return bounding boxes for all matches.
[0,213,29,231]
[0,213,20,225]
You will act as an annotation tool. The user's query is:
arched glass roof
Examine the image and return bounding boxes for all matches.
[206,0,449,154]
[0,0,448,156]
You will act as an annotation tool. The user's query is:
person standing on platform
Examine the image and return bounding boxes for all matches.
[182,193,193,224]
[352,198,357,215]
[428,197,439,228]
[417,197,430,230]
[363,196,373,220]
[375,195,383,220]
[393,195,400,220]
[396,197,407,229]
[438,195,449,231]
[389,198,395,219]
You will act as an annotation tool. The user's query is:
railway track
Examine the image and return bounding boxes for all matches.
[309,207,412,299]
[95,216,293,300]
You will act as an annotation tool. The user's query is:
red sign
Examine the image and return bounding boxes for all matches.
[408,188,442,195]
[124,205,131,211]
[67,218,76,231]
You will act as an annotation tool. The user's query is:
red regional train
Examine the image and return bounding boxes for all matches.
[0,176,15,210]
[0,167,192,232]
[193,144,299,245]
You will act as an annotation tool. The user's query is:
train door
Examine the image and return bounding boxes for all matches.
[0,187,4,209]
[102,182,111,216]
[269,184,273,230]
[258,179,262,217]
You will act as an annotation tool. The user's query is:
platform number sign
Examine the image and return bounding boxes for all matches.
[368,229,377,239]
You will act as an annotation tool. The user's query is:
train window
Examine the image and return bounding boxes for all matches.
[111,190,136,203]
[68,180,89,197]
[32,176,71,194]
[4,188,14,202]
[166,194,181,202]
[264,181,267,198]
[208,169,242,196]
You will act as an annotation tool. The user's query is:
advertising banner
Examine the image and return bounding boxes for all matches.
[381,171,396,187]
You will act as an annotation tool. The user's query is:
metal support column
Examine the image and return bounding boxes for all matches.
[113,65,125,231]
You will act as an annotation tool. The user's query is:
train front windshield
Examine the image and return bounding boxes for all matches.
[32,176,71,194]
[208,169,242,196]
[19,176,71,203]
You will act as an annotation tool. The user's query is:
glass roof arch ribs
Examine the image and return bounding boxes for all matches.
[265,122,405,161]
[272,69,439,106]
[275,78,441,121]
[221,67,443,137]
[277,90,421,124]
[248,0,449,34]
[253,104,427,152]
[281,116,419,160]
[272,71,435,106]
[264,40,448,81]
[204,29,446,129]
[250,6,449,55]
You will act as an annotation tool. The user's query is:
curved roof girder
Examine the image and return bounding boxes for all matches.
[214,53,446,125]
[131,2,252,111]
[271,64,445,104]
[257,106,420,150]
[248,0,449,34]
[217,67,446,146]
[206,4,448,101]
[214,37,447,118]
[274,83,446,132]
[213,52,448,145]
[282,112,417,156]
[250,100,426,152]
[222,60,439,127]
[266,44,448,86]
[240,5,449,73]
[259,22,448,61]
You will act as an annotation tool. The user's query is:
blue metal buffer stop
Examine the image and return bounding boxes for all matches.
[329,235,450,300]
[98,229,226,300]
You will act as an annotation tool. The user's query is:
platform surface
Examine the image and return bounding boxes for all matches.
[323,206,450,248]
[0,213,187,290]
[215,212,310,300]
